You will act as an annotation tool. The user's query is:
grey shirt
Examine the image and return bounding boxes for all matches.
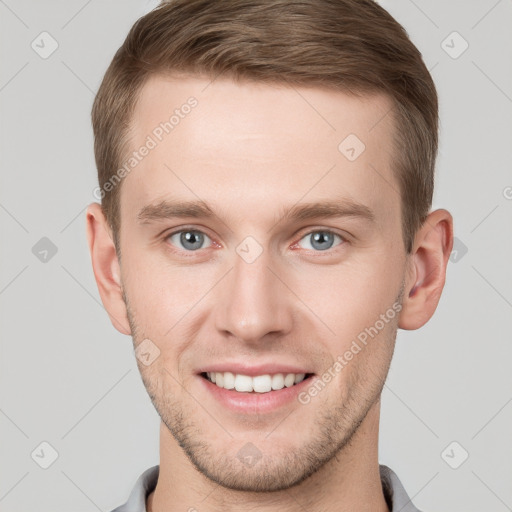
[111,464,422,511]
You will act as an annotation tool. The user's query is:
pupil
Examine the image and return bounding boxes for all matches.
[182,231,203,250]
[312,232,333,251]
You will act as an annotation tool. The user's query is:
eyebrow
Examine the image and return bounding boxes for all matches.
[137,198,375,225]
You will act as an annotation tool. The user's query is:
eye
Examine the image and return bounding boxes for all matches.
[296,230,344,251]
[166,229,212,251]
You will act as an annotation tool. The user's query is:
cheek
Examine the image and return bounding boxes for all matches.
[123,250,212,330]
[292,253,402,342]
[288,254,401,366]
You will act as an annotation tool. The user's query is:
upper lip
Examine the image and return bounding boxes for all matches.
[197,362,313,377]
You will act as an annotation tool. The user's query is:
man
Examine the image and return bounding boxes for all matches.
[86,0,453,510]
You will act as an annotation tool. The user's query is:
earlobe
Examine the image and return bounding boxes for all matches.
[399,209,454,330]
[86,203,132,335]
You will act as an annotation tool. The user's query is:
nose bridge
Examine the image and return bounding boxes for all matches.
[214,241,292,342]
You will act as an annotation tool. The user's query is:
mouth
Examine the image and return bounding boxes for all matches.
[200,371,315,394]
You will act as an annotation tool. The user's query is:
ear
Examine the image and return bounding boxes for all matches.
[399,208,454,330]
[86,202,131,335]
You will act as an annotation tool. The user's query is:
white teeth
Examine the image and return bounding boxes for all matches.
[252,374,272,393]
[271,373,285,390]
[205,371,309,393]
[235,374,253,392]
[223,371,235,389]
[284,373,295,387]
[294,373,306,384]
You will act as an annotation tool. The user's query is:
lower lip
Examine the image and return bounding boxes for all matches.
[198,374,315,414]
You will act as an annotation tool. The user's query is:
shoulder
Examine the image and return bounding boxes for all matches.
[379,464,424,512]
[110,465,160,512]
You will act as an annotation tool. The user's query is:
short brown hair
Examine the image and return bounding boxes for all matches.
[91,0,438,255]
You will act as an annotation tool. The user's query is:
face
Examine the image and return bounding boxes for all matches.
[117,74,408,492]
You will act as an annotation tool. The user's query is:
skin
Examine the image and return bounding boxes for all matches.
[86,74,453,512]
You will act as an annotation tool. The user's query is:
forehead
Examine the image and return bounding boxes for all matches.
[121,73,399,230]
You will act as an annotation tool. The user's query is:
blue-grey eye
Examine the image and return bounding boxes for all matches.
[168,230,212,251]
[298,231,343,251]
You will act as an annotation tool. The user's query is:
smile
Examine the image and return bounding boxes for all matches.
[201,371,313,393]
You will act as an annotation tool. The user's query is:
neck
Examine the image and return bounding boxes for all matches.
[148,401,388,512]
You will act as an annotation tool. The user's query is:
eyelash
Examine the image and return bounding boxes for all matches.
[163,226,347,255]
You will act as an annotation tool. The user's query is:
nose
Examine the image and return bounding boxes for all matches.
[214,245,293,345]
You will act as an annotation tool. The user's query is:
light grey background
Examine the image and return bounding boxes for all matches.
[1,1,511,511]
